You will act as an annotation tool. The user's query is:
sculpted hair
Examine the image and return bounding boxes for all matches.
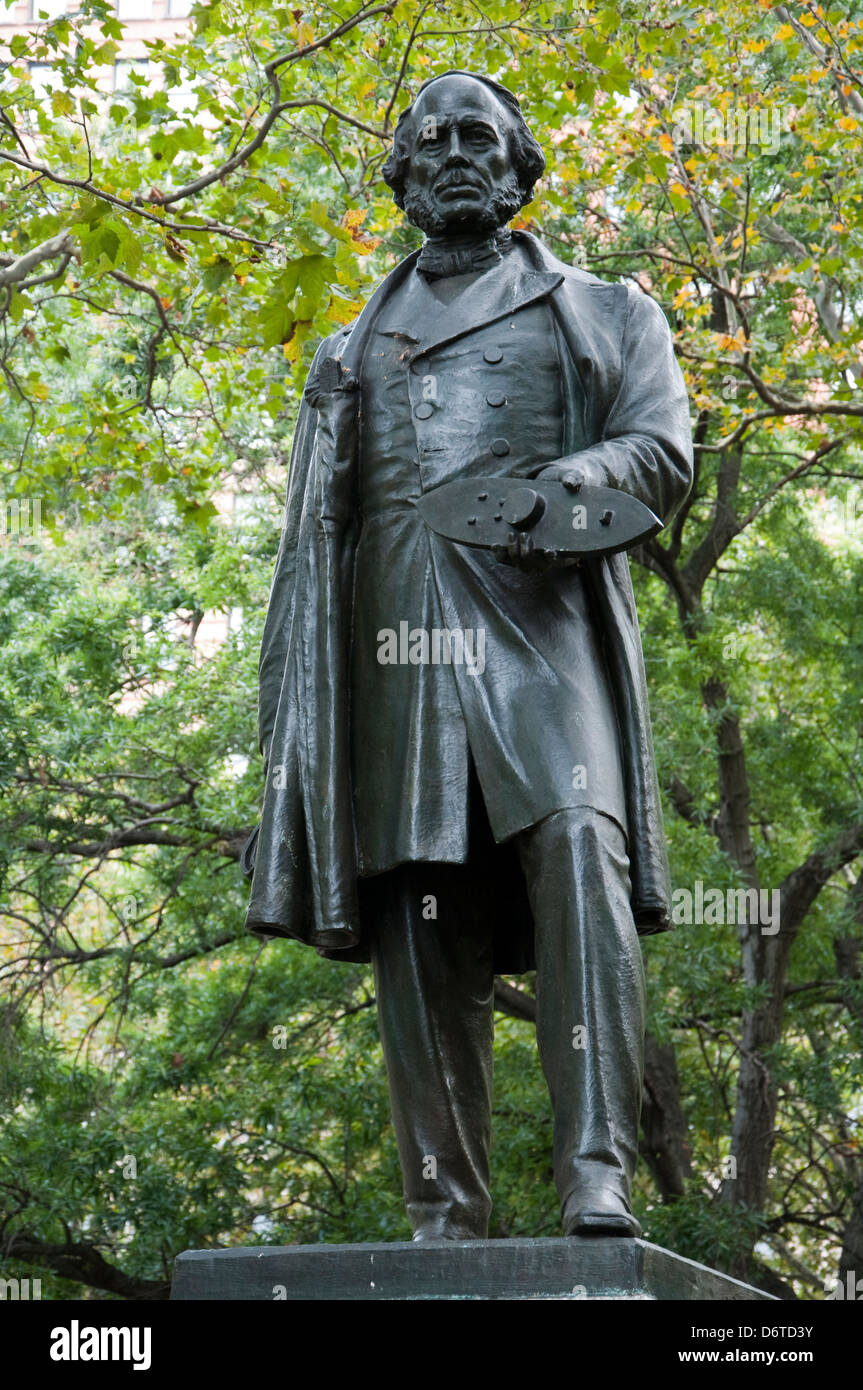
[382,70,546,212]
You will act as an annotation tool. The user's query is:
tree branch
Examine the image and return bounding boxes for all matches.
[0,231,74,290]
[2,1231,169,1300]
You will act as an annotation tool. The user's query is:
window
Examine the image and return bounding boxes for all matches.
[116,0,152,18]
[166,68,196,113]
[113,58,150,90]
[167,0,193,14]
[28,61,64,96]
[29,1,69,18]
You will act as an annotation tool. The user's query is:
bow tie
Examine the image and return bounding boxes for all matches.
[416,230,512,281]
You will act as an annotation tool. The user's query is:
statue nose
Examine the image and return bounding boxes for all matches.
[445,131,469,163]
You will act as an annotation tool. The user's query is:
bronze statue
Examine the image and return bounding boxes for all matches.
[243,71,693,1241]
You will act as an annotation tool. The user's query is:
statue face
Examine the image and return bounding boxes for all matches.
[401,75,522,237]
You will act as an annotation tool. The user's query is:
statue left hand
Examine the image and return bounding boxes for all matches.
[492,531,580,572]
[533,455,607,493]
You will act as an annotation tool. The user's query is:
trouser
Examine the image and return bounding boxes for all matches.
[365,803,646,1239]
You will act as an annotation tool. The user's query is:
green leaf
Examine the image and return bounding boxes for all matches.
[51,89,76,118]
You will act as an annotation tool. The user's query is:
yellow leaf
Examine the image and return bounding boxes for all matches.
[670,181,688,198]
[51,89,75,117]
[328,295,363,324]
[838,115,858,131]
[658,132,674,153]
[775,23,794,40]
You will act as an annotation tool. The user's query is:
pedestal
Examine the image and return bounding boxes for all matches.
[171,1237,775,1301]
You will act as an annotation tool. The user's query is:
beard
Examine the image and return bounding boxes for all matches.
[402,170,525,237]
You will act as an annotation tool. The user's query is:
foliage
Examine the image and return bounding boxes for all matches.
[1,0,862,1299]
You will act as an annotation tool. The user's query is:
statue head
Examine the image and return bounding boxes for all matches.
[382,70,545,238]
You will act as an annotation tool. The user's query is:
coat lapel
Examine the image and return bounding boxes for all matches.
[335,251,421,377]
[374,252,564,358]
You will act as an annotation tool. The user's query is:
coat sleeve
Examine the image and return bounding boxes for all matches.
[257,332,343,763]
[542,287,693,524]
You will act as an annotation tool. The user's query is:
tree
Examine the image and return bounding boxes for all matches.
[1,0,862,1298]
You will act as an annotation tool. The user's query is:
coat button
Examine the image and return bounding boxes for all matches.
[491,438,510,457]
[483,346,503,363]
[414,402,434,419]
[486,391,506,407]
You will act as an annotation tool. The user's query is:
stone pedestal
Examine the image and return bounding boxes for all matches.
[172,1237,774,1301]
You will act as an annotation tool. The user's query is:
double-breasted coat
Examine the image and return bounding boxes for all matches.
[243,231,693,968]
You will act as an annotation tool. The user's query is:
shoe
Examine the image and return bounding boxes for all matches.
[562,1181,641,1238]
[411,1223,485,1242]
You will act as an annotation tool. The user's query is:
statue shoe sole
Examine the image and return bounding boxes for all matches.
[564,1209,642,1238]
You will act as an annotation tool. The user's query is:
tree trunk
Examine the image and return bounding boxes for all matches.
[640,1033,692,1200]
